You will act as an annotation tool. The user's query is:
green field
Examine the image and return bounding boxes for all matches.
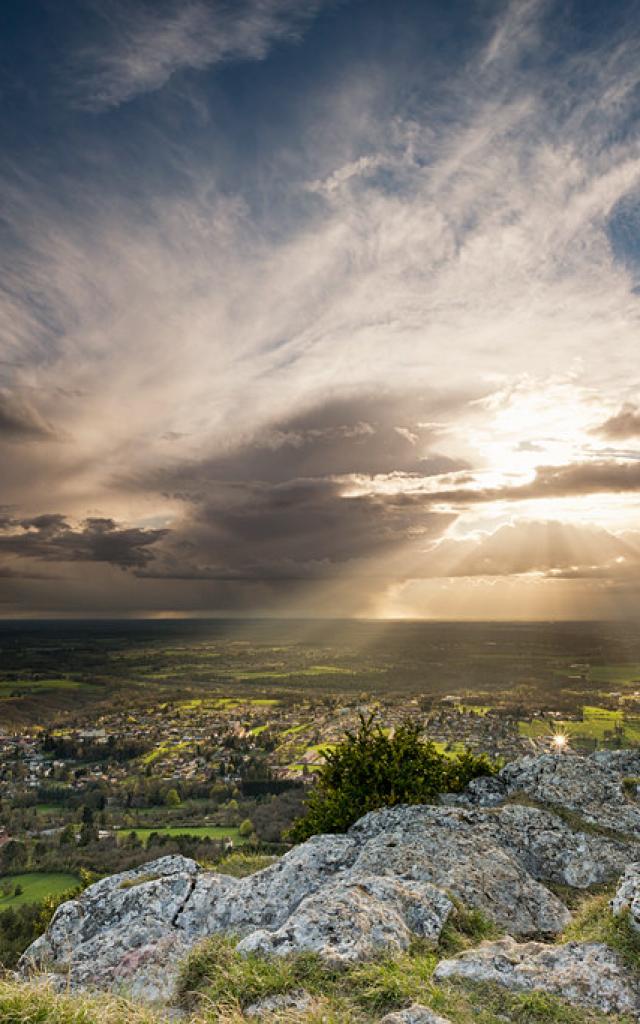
[0,677,86,696]
[586,664,640,684]
[519,705,640,745]
[223,666,356,680]
[115,825,245,846]
[0,872,80,907]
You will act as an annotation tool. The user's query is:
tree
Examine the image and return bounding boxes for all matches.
[288,715,499,842]
[238,818,254,838]
[165,788,181,808]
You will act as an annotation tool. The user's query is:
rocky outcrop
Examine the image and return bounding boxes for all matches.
[612,862,640,932]
[19,749,640,1008]
[462,751,640,836]
[434,937,640,1016]
[348,805,571,936]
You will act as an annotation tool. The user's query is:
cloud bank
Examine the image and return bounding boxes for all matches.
[1,0,640,617]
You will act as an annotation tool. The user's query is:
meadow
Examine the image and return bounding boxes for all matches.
[114,826,245,846]
[0,873,80,908]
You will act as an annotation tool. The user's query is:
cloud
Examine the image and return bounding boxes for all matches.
[143,392,471,490]
[422,520,635,579]
[422,460,640,506]
[3,0,640,615]
[0,515,167,569]
[0,390,57,442]
[71,0,331,110]
[594,403,640,440]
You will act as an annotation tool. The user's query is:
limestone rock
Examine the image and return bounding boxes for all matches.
[20,856,201,1002]
[497,753,640,835]
[349,807,570,936]
[434,937,640,1016]
[177,833,357,937]
[379,1005,452,1024]
[237,874,452,963]
[612,862,640,932]
[244,989,313,1017]
[477,803,635,888]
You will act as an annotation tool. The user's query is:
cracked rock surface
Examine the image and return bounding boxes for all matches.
[19,750,640,1005]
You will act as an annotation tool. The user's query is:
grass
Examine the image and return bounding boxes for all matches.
[115,826,245,846]
[175,931,634,1024]
[119,873,161,890]
[561,890,640,973]
[0,903,634,1024]
[213,851,278,877]
[0,677,86,695]
[0,974,633,1024]
[0,872,81,908]
[0,980,159,1024]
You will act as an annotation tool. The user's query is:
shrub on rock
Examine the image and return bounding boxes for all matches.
[288,715,499,841]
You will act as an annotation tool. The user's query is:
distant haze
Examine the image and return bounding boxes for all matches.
[2,0,640,619]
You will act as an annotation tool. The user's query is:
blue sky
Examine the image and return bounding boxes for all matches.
[2,0,640,619]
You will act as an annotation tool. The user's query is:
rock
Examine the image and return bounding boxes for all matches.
[20,856,201,1002]
[612,862,640,931]
[237,874,452,963]
[434,937,640,1016]
[592,749,640,777]
[350,805,571,935]
[244,989,313,1017]
[477,803,635,888]
[496,753,640,835]
[379,1005,452,1024]
[177,833,358,937]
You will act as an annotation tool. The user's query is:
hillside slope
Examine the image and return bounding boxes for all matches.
[7,749,640,1022]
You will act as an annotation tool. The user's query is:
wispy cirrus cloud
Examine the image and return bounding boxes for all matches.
[70,0,332,110]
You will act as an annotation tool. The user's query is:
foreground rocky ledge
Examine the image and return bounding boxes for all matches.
[19,749,640,1013]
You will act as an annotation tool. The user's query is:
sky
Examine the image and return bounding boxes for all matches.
[2,0,640,620]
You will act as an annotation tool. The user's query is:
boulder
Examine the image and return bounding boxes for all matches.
[477,803,635,888]
[611,862,640,932]
[236,875,453,963]
[349,807,570,936]
[177,833,358,937]
[20,856,201,1002]
[496,753,640,835]
[434,937,640,1016]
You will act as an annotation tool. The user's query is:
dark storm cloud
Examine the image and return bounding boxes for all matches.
[594,403,640,440]
[0,391,57,441]
[129,393,465,581]
[149,393,470,493]
[0,515,167,569]
[142,477,454,580]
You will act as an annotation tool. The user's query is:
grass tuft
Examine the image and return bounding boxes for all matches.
[212,851,279,878]
[561,890,640,972]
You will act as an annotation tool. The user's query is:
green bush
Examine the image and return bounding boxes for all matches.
[288,715,499,841]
